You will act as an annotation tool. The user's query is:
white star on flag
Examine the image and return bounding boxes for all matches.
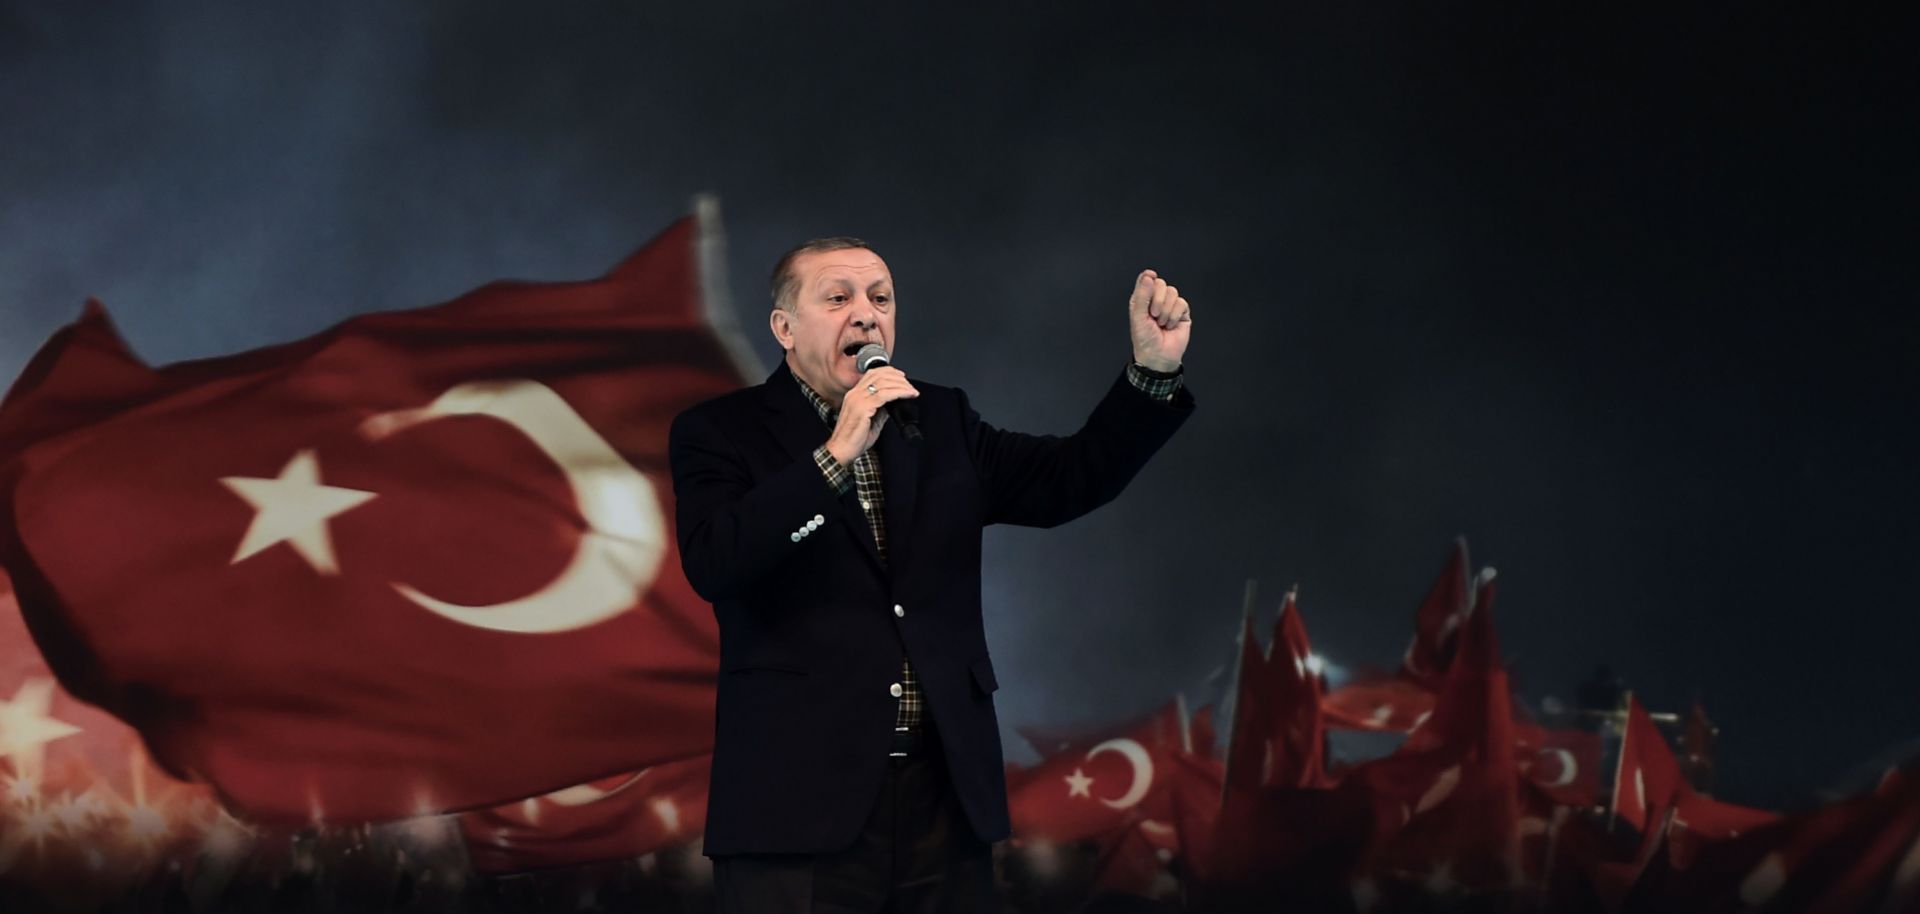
[222,449,376,575]
[0,678,82,773]
[1064,767,1094,798]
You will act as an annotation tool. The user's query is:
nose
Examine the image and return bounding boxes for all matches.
[850,303,878,332]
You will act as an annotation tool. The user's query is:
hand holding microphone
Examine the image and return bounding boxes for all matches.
[826,344,920,465]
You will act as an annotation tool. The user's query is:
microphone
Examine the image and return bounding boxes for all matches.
[853,343,922,442]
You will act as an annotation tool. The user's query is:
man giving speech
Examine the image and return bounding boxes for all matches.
[669,237,1194,913]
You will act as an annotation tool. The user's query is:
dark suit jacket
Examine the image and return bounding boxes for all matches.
[668,361,1192,856]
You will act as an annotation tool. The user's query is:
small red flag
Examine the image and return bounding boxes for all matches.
[1222,589,1326,797]
[1398,539,1472,688]
[1322,674,1436,733]
[1008,702,1185,844]
[1613,695,1684,835]
[1353,571,1522,893]
[1513,719,1603,808]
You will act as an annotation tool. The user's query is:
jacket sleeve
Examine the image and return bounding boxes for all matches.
[963,369,1194,528]
[668,406,848,603]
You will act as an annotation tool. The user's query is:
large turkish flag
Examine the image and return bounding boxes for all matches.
[0,214,746,823]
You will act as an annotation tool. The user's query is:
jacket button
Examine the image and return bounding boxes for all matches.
[789,532,801,542]
[806,519,821,531]
[889,682,904,698]
[893,604,905,618]
[813,514,825,524]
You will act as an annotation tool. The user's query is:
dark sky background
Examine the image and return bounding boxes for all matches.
[2,2,1914,810]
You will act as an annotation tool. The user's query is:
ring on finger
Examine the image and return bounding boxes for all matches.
[866,383,879,394]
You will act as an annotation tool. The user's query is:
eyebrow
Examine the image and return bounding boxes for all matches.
[813,277,892,293]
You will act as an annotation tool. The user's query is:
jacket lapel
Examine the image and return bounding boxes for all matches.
[760,362,886,574]
[877,418,920,575]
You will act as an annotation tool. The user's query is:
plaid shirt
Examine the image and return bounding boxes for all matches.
[797,363,1182,737]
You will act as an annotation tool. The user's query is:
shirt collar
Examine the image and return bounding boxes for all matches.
[793,373,836,425]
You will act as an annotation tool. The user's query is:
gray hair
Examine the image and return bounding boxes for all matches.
[770,237,876,312]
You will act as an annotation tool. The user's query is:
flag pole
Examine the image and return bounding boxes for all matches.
[1176,690,1193,756]
[1608,689,1634,832]
[1218,579,1258,810]
[693,194,766,382]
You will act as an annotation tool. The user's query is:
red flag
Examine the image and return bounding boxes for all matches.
[458,754,711,874]
[1204,779,1376,910]
[1671,790,1778,841]
[1613,695,1684,835]
[1222,589,1325,796]
[1353,570,1522,894]
[1667,789,1779,870]
[1804,772,1920,914]
[1629,774,1920,914]
[1271,590,1327,788]
[1399,539,1472,688]
[1513,719,1604,808]
[0,570,222,892]
[1323,543,1478,736]
[1163,749,1226,885]
[1323,673,1435,733]
[1017,698,1189,761]
[0,214,741,823]
[1089,818,1183,901]
[1007,702,1185,844]
[1219,608,1270,797]
[1537,797,1646,913]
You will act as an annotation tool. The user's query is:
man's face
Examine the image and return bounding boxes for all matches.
[770,248,896,404]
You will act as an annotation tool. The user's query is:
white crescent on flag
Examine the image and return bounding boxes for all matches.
[361,379,666,634]
[1086,738,1154,810]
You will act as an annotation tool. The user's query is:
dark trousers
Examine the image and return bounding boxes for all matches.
[711,728,998,914]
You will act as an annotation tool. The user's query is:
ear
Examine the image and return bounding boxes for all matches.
[768,309,794,351]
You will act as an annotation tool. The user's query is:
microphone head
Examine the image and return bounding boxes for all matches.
[854,343,892,373]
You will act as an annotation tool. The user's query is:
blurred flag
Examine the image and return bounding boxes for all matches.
[1682,698,1717,793]
[1322,674,1435,733]
[1089,817,1182,901]
[1222,589,1326,797]
[0,569,220,887]
[1008,701,1188,844]
[1353,570,1522,893]
[1324,540,1474,735]
[0,210,747,823]
[1628,771,1920,914]
[458,754,711,874]
[1398,538,1472,689]
[1163,748,1225,886]
[1513,720,1603,808]
[1613,695,1683,835]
